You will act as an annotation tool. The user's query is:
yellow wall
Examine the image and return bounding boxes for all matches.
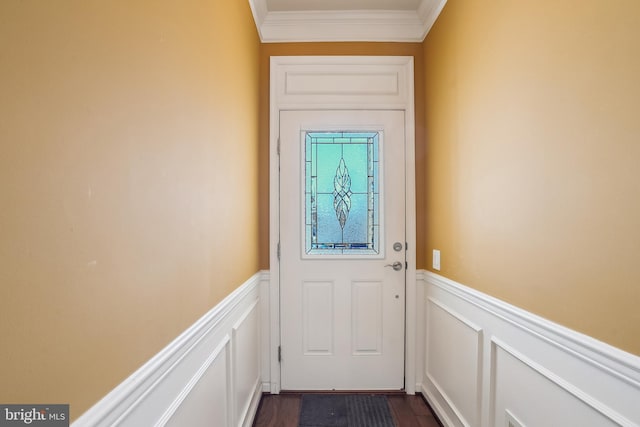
[258,43,428,269]
[424,1,640,355]
[0,0,260,419]
[3,0,638,417]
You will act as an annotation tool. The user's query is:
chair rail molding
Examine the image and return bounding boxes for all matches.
[73,271,269,427]
[416,270,640,427]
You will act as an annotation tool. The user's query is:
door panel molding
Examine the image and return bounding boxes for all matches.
[269,56,416,394]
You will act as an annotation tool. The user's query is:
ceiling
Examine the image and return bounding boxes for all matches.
[248,0,447,43]
[265,0,422,12]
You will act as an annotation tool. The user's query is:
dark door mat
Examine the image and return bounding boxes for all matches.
[298,394,396,427]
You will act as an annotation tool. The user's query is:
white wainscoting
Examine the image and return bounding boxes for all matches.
[418,271,640,427]
[73,271,269,427]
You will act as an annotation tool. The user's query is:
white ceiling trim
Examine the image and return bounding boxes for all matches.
[248,0,447,43]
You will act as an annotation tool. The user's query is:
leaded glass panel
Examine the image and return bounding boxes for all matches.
[304,131,380,255]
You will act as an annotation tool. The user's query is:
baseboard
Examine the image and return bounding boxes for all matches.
[241,379,263,427]
[73,271,269,427]
[417,271,640,427]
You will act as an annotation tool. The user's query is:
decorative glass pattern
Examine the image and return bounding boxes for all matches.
[333,158,352,229]
[305,131,380,255]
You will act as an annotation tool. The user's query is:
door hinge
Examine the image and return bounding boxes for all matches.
[277,242,281,261]
[278,345,282,363]
[277,137,281,155]
[405,261,408,270]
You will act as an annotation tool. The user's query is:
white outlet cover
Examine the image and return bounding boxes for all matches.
[432,249,441,271]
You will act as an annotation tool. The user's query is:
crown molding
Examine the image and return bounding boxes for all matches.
[248,0,447,43]
[417,0,448,40]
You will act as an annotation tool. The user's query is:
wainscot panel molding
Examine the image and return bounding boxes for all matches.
[73,271,269,427]
[417,271,640,427]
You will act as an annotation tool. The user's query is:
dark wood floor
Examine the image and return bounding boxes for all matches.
[252,393,443,427]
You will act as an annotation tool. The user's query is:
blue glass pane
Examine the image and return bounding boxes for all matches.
[373,164,379,193]
[304,131,380,255]
[342,144,368,193]
[309,132,341,139]
[305,193,312,225]
[305,161,312,194]
[316,144,341,193]
[343,194,367,243]
[373,135,380,162]
[305,225,311,250]
[316,193,342,243]
[372,225,379,246]
[344,132,377,139]
[305,134,312,160]
[373,193,380,226]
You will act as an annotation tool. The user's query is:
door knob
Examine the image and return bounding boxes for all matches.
[385,261,403,271]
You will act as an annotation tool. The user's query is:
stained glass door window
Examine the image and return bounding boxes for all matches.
[304,131,380,255]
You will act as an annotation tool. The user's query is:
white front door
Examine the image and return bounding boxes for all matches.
[279,110,406,390]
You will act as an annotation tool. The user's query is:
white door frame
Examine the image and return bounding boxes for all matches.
[268,56,417,394]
